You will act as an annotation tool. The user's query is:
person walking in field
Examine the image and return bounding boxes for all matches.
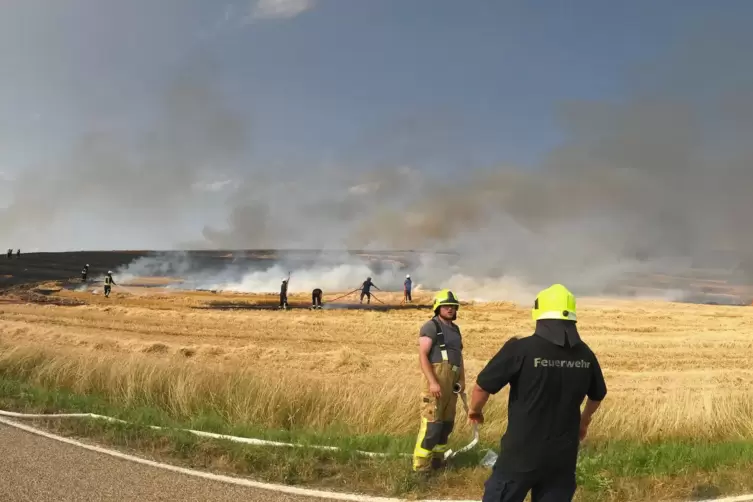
[104,271,116,298]
[412,289,465,473]
[359,276,379,304]
[468,284,607,502]
[279,277,289,310]
[404,274,413,303]
[311,288,323,309]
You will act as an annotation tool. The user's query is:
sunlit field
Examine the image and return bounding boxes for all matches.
[2,281,753,443]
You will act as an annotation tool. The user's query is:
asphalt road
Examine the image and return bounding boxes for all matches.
[0,423,348,502]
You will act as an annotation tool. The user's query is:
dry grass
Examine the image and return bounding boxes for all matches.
[2,283,753,443]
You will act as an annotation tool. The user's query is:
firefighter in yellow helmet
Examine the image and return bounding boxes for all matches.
[469,284,607,502]
[412,289,465,473]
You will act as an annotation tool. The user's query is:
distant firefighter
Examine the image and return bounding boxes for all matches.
[312,288,323,309]
[360,277,379,304]
[16,249,20,258]
[279,277,289,310]
[404,274,412,303]
[81,264,90,282]
[6,249,11,259]
[104,270,116,298]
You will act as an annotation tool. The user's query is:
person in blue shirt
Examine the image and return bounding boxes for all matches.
[404,274,413,303]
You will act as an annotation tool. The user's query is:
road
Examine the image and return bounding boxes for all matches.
[0,423,348,502]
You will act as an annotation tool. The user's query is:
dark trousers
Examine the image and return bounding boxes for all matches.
[360,291,370,303]
[104,285,111,297]
[280,293,288,308]
[482,468,576,502]
[312,292,322,308]
[404,289,412,302]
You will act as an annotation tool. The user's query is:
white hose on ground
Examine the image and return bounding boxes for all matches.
[0,408,480,460]
[0,414,478,502]
[445,391,479,460]
[0,410,748,502]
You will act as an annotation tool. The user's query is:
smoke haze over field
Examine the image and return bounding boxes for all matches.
[2,3,753,301]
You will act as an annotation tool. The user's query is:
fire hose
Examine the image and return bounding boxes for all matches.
[323,287,361,303]
[0,390,481,462]
[367,291,386,304]
[445,382,479,460]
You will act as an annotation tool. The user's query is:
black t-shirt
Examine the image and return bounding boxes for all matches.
[476,328,607,477]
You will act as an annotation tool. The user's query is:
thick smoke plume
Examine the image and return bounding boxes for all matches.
[5,19,753,303]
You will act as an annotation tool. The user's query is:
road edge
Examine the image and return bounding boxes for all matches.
[2,416,752,502]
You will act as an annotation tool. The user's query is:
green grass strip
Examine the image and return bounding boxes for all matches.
[6,375,753,501]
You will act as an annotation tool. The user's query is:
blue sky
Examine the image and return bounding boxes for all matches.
[2,0,746,177]
[2,0,753,253]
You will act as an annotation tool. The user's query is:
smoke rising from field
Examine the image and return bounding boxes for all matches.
[4,16,753,303]
[194,19,753,301]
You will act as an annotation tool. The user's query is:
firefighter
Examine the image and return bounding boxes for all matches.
[6,249,11,259]
[104,271,116,297]
[279,277,289,310]
[404,274,413,303]
[412,289,464,473]
[469,284,607,502]
[16,249,20,258]
[359,276,379,304]
[81,264,89,282]
[311,288,323,309]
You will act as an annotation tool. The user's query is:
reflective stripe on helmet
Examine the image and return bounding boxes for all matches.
[533,309,577,321]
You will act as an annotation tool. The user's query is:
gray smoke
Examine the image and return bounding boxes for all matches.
[0,69,249,250]
[4,16,753,303]
[199,18,753,300]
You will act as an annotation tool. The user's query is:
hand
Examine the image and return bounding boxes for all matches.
[429,382,441,398]
[468,411,484,425]
[579,416,590,441]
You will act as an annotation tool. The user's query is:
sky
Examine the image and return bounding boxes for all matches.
[0,0,732,173]
[2,0,753,278]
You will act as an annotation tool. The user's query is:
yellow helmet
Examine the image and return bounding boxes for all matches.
[532,284,576,322]
[433,289,460,312]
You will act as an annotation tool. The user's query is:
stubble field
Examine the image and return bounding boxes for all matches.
[3,267,753,500]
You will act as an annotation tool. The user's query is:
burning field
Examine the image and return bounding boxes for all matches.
[2,251,753,500]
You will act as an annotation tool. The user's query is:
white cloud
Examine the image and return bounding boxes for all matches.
[192,179,235,193]
[249,0,315,21]
[347,181,381,195]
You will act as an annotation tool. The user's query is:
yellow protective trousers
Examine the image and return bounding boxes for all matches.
[412,362,460,471]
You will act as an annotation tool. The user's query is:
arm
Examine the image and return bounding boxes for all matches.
[468,338,522,425]
[580,353,607,441]
[458,356,466,392]
[468,384,490,423]
[418,336,441,398]
[579,399,601,440]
